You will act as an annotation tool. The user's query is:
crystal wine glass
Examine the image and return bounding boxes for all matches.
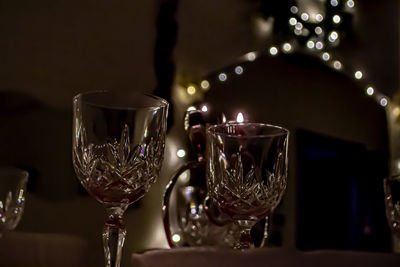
[72,91,168,267]
[0,167,28,237]
[384,176,400,252]
[206,122,289,249]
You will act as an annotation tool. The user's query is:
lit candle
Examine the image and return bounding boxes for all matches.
[236,112,244,123]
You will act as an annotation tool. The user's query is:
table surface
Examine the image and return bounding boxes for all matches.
[1,232,400,267]
[131,247,400,267]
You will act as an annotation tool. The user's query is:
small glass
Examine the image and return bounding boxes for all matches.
[0,167,29,237]
[206,122,289,249]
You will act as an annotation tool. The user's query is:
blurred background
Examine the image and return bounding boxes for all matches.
[0,0,398,266]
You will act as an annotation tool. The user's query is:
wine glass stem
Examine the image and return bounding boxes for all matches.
[260,216,270,248]
[103,206,127,267]
[234,220,255,250]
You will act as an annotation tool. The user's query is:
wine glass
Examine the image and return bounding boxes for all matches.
[0,167,29,237]
[72,91,168,267]
[384,176,400,252]
[206,122,289,249]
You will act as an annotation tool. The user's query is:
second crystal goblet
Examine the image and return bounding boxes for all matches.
[206,122,289,249]
[72,91,168,267]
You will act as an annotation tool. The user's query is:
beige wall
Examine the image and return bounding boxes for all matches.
[0,1,157,108]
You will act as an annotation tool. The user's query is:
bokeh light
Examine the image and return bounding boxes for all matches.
[333,15,341,24]
[235,66,244,75]
[301,13,309,21]
[354,70,363,79]
[290,6,298,14]
[187,86,196,95]
[172,234,181,243]
[218,73,227,82]
[177,149,186,158]
[333,60,342,70]
[366,87,374,96]
[269,46,278,56]
[316,14,324,22]
[322,52,330,61]
[307,40,315,49]
[380,98,388,107]
[246,52,256,61]
[200,80,210,90]
[347,0,355,8]
[282,43,292,53]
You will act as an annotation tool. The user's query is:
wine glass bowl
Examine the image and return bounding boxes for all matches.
[206,123,289,249]
[72,91,168,267]
[0,167,29,236]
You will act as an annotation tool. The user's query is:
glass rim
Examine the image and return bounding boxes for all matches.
[73,90,169,110]
[207,122,289,138]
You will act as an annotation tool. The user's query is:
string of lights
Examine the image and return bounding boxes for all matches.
[174,0,390,160]
[182,0,389,112]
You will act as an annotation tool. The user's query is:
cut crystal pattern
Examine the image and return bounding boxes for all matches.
[73,123,165,205]
[211,151,286,221]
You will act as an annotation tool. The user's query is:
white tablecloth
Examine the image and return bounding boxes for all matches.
[131,247,400,267]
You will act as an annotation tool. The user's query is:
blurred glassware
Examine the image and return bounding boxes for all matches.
[206,123,289,250]
[384,176,400,252]
[72,91,168,267]
[163,161,236,248]
[163,111,280,248]
[163,110,236,248]
[0,167,28,237]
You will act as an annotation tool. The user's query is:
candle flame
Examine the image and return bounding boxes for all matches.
[221,113,227,123]
[236,112,244,123]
